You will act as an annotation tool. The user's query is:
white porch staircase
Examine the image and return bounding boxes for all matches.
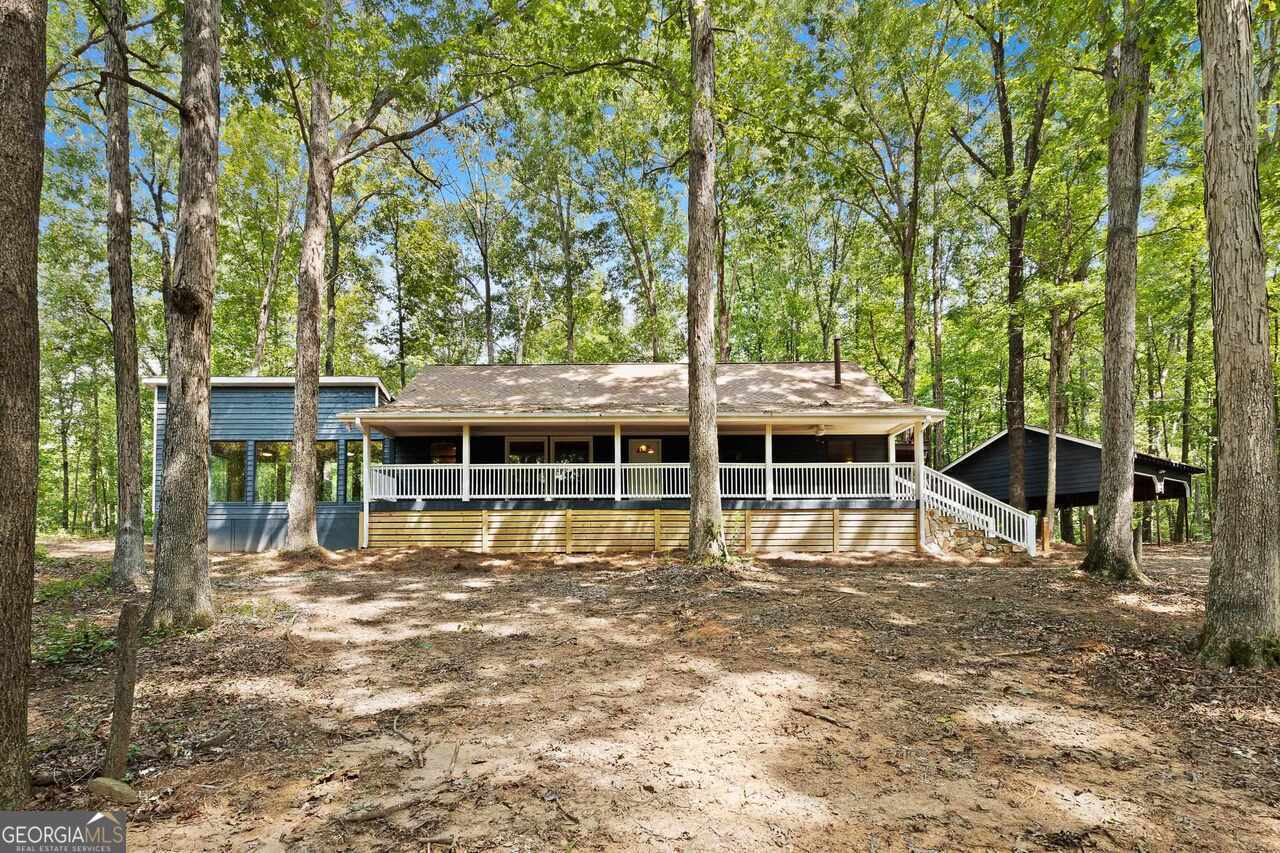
[914,469,1038,556]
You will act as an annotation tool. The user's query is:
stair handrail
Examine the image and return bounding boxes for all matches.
[921,467,1037,556]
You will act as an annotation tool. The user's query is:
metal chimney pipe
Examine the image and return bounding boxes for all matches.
[833,337,843,388]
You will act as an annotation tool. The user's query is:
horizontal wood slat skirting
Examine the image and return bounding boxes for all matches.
[366,507,916,553]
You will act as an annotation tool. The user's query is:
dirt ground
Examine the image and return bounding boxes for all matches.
[25,538,1280,851]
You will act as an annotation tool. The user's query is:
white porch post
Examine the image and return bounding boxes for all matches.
[360,419,370,549]
[887,430,897,499]
[914,420,926,550]
[613,423,622,501]
[461,424,471,501]
[765,423,774,501]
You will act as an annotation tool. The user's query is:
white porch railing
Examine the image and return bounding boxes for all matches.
[470,462,618,499]
[365,460,1037,555]
[369,461,921,502]
[369,463,463,500]
[773,462,918,499]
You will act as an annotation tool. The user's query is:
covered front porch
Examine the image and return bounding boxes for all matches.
[351,415,929,504]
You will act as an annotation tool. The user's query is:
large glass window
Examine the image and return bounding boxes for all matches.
[345,439,384,502]
[255,441,292,503]
[552,437,592,463]
[316,441,339,502]
[209,442,246,502]
[506,438,547,463]
[430,441,458,464]
[826,438,857,463]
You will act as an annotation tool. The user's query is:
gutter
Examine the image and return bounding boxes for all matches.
[335,407,949,426]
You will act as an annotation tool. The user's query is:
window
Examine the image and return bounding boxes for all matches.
[506,438,547,464]
[209,442,246,502]
[552,437,592,463]
[345,439,384,502]
[255,441,292,502]
[430,441,458,464]
[826,438,857,463]
[316,441,338,502]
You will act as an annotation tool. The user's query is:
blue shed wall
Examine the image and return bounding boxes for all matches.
[152,383,384,552]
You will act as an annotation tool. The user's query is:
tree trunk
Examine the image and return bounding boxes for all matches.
[59,388,70,531]
[392,218,407,387]
[1005,226,1027,510]
[716,211,731,362]
[1060,506,1076,544]
[0,0,44,808]
[901,244,917,406]
[1081,28,1149,584]
[1142,317,1159,544]
[1045,306,1062,545]
[615,205,663,362]
[286,72,333,550]
[1046,300,1078,545]
[103,602,141,780]
[1177,269,1198,541]
[323,198,338,376]
[554,181,577,362]
[482,247,495,364]
[929,224,945,466]
[686,0,725,561]
[104,0,146,588]
[72,437,83,534]
[960,37,1050,512]
[146,0,220,631]
[89,376,102,532]
[900,136,922,406]
[250,185,299,376]
[1198,0,1280,666]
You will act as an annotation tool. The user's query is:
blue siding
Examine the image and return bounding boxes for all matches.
[208,504,360,551]
[946,429,1195,511]
[151,382,381,551]
[155,385,374,445]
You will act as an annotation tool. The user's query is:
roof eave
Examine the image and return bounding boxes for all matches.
[337,406,946,425]
[144,375,390,401]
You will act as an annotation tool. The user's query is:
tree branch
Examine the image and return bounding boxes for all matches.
[949,126,999,181]
[99,70,183,115]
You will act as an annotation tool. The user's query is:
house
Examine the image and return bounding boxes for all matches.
[147,358,1040,555]
[144,376,390,551]
[942,426,1205,512]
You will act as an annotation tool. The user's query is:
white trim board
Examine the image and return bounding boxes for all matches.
[143,375,391,402]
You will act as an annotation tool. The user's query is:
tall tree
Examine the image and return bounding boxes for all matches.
[951,11,1052,510]
[687,0,726,561]
[1082,4,1150,583]
[446,141,513,365]
[285,39,334,550]
[146,0,221,629]
[1198,0,1280,665]
[103,0,146,589]
[0,0,45,808]
[812,0,953,402]
[276,3,510,546]
[1177,268,1198,541]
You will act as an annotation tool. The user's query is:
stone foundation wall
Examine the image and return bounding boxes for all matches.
[925,509,1023,558]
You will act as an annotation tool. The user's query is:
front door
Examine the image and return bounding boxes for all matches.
[626,439,662,496]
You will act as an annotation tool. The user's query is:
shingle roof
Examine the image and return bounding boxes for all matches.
[368,362,940,417]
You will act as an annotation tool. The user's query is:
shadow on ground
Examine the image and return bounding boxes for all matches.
[28,540,1280,851]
